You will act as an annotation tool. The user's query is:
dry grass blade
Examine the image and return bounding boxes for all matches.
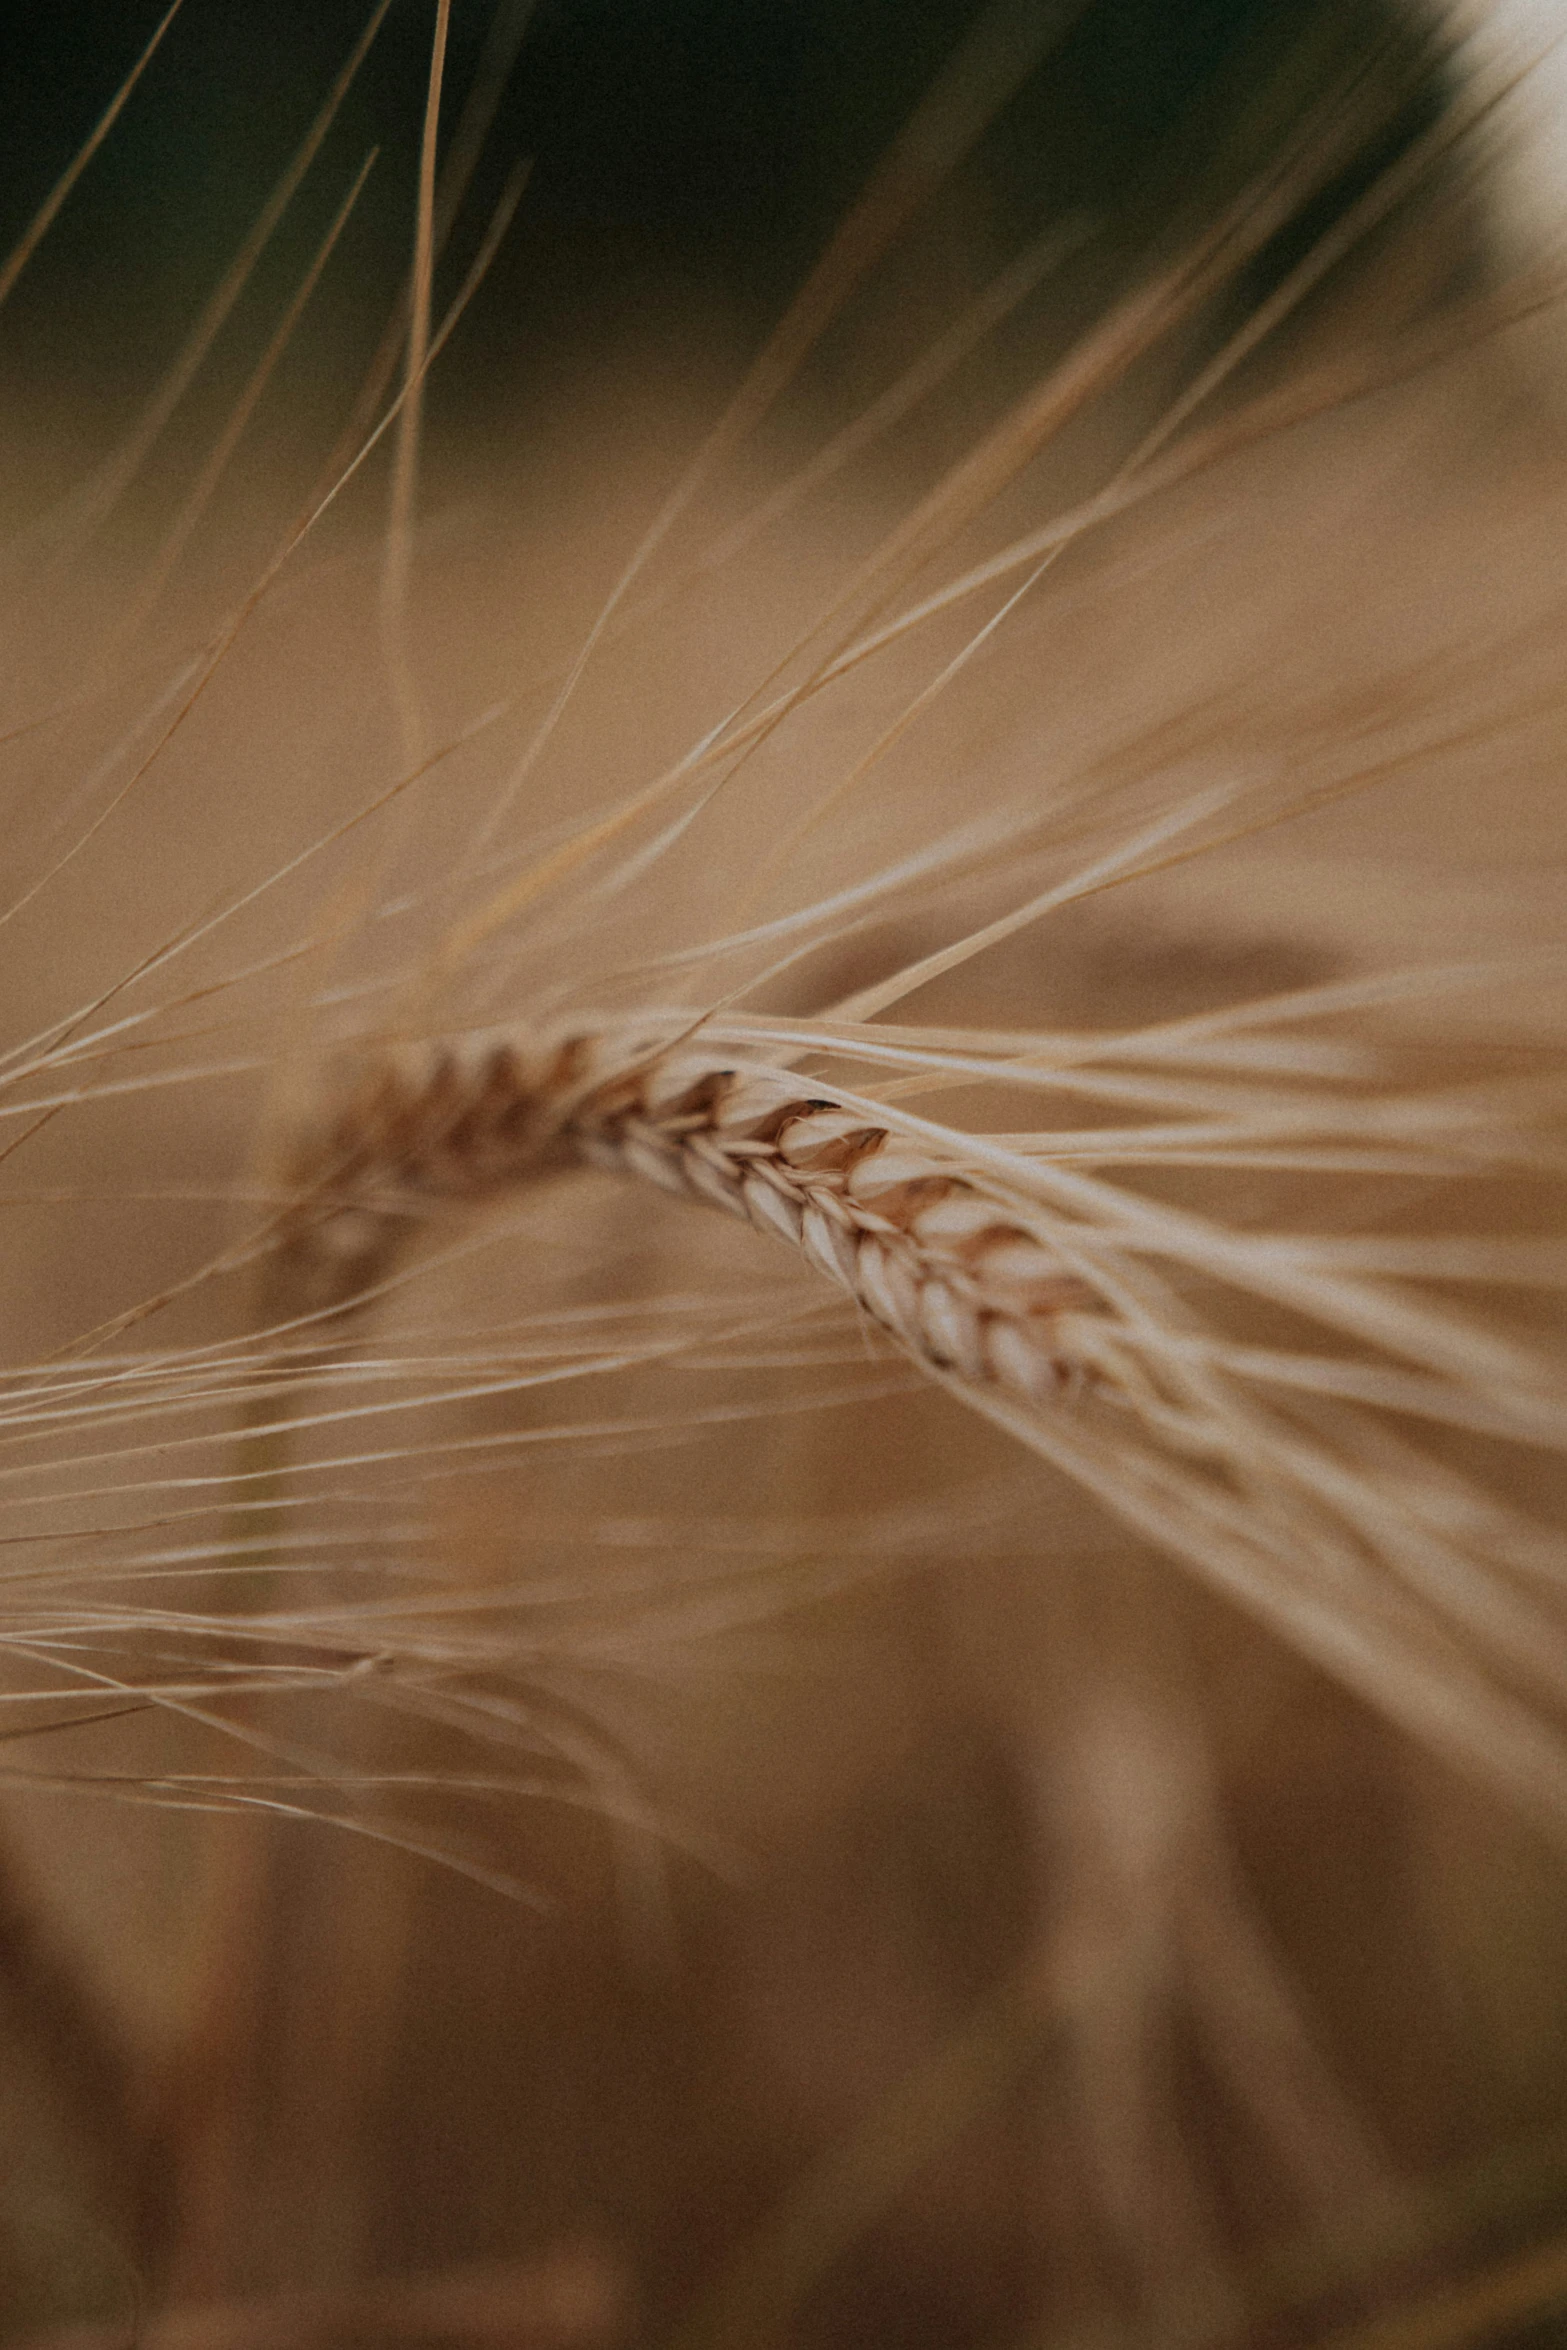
[4,0,395,592]
[0,0,185,316]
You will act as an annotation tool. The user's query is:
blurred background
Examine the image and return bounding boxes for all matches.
[1,5,1566,2347]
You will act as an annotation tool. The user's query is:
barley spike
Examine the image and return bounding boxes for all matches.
[268,1033,1106,1401]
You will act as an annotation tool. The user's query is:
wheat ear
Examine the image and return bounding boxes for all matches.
[266,1031,1105,1403]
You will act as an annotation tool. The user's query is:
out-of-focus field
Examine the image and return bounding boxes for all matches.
[1,5,1566,2345]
